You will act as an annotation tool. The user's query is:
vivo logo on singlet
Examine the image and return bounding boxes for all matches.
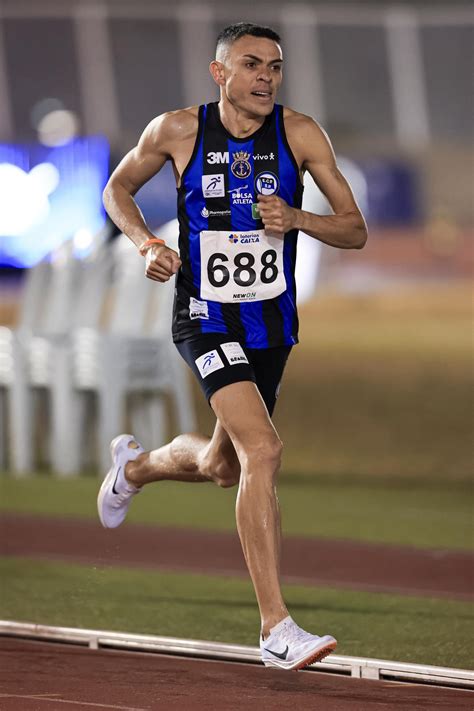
[207,152,275,164]
[207,151,230,164]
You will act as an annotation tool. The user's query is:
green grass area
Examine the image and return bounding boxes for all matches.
[192,283,472,480]
[1,558,472,669]
[1,474,472,551]
[272,285,473,480]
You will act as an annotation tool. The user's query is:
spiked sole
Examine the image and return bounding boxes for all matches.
[294,640,338,670]
[262,639,337,671]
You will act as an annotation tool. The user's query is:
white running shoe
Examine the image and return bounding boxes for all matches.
[260,616,337,671]
[97,434,144,529]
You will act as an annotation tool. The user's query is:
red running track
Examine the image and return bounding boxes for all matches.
[0,638,472,711]
[1,513,472,600]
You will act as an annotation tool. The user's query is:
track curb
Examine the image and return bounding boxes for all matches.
[1,620,472,689]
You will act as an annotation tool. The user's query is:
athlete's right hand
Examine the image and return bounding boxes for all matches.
[144,244,181,282]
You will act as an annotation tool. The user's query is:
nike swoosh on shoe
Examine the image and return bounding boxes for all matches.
[264,645,289,660]
[112,466,122,495]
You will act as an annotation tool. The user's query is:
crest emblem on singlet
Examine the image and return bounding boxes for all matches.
[255,171,279,196]
[231,151,252,179]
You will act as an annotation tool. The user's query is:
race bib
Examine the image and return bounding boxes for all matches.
[199,229,286,303]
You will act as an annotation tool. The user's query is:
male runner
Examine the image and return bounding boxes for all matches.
[98,22,367,671]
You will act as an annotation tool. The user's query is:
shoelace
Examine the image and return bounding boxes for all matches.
[281,622,317,644]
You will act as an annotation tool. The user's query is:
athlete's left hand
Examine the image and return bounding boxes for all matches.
[257,194,297,235]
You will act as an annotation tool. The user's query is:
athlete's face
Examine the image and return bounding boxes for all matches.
[212,36,283,116]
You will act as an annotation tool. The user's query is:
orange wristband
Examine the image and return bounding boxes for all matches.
[139,237,166,256]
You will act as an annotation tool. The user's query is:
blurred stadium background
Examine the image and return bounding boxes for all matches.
[0,0,472,675]
[0,0,471,480]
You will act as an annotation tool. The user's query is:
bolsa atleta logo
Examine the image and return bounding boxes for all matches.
[227,185,252,206]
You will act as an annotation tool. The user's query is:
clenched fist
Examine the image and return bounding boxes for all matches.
[257,194,297,235]
[145,244,181,282]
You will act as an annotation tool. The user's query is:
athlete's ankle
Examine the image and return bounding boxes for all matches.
[124,456,146,488]
[261,613,291,640]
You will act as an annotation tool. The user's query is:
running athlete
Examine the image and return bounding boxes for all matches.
[98,22,367,671]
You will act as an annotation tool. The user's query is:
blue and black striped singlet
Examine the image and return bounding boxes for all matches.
[172,101,303,348]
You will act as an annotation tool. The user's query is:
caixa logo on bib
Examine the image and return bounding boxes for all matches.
[255,171,279,196]
[228,232,260,245]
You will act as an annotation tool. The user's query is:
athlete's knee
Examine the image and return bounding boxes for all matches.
[199,446,240,487]
[214,459,240,488]
[242,433,283,475]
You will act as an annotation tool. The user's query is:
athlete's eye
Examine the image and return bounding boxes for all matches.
[271,65,281,72]
[246,62,256,68]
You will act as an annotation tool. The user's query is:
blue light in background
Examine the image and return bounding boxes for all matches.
[0,136,109,268]
[134,161,177,230]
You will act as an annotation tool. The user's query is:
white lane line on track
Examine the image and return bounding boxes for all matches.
[0,694,61,698]
[0,694,149,710]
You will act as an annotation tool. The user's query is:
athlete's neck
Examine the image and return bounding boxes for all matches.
[217,100,267,139]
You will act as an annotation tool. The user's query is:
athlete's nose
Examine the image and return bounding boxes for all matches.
[257,68,272,83]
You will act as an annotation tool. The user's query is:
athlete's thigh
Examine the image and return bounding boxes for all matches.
[248,345,292,416]
[210,380,280,457]
[175,333,279,456]
[175,333,256,404]
[175,333,255,465]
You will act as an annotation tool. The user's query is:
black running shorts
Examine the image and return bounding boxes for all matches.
[175,334,292,416]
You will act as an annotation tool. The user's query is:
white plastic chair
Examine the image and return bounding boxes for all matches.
[44,240,112,475]
[0,258,51,471]
[2,242,82,475]
[3,235,112,476]
[71,219,196,474]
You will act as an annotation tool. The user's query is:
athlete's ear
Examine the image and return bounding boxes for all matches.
[209,60,225,87]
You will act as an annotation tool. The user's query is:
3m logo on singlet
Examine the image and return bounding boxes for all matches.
[207,152,274,163]
[207,151,229,164]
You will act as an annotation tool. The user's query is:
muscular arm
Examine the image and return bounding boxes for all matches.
[103,115,171,250]
[103,109,197,280]
[257,114,368,249]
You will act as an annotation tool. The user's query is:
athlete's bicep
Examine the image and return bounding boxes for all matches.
[302,122,361,216]
[107,117,170,196]
[307,161,360,216]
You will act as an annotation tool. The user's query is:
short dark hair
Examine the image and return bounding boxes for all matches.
[216,22,281,57]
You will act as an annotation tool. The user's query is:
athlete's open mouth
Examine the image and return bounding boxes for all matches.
[251,91,272,99]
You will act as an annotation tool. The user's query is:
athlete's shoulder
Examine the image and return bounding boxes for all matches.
[281,106,333,166]
[282,106,327,140]
[144,106,200,146]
